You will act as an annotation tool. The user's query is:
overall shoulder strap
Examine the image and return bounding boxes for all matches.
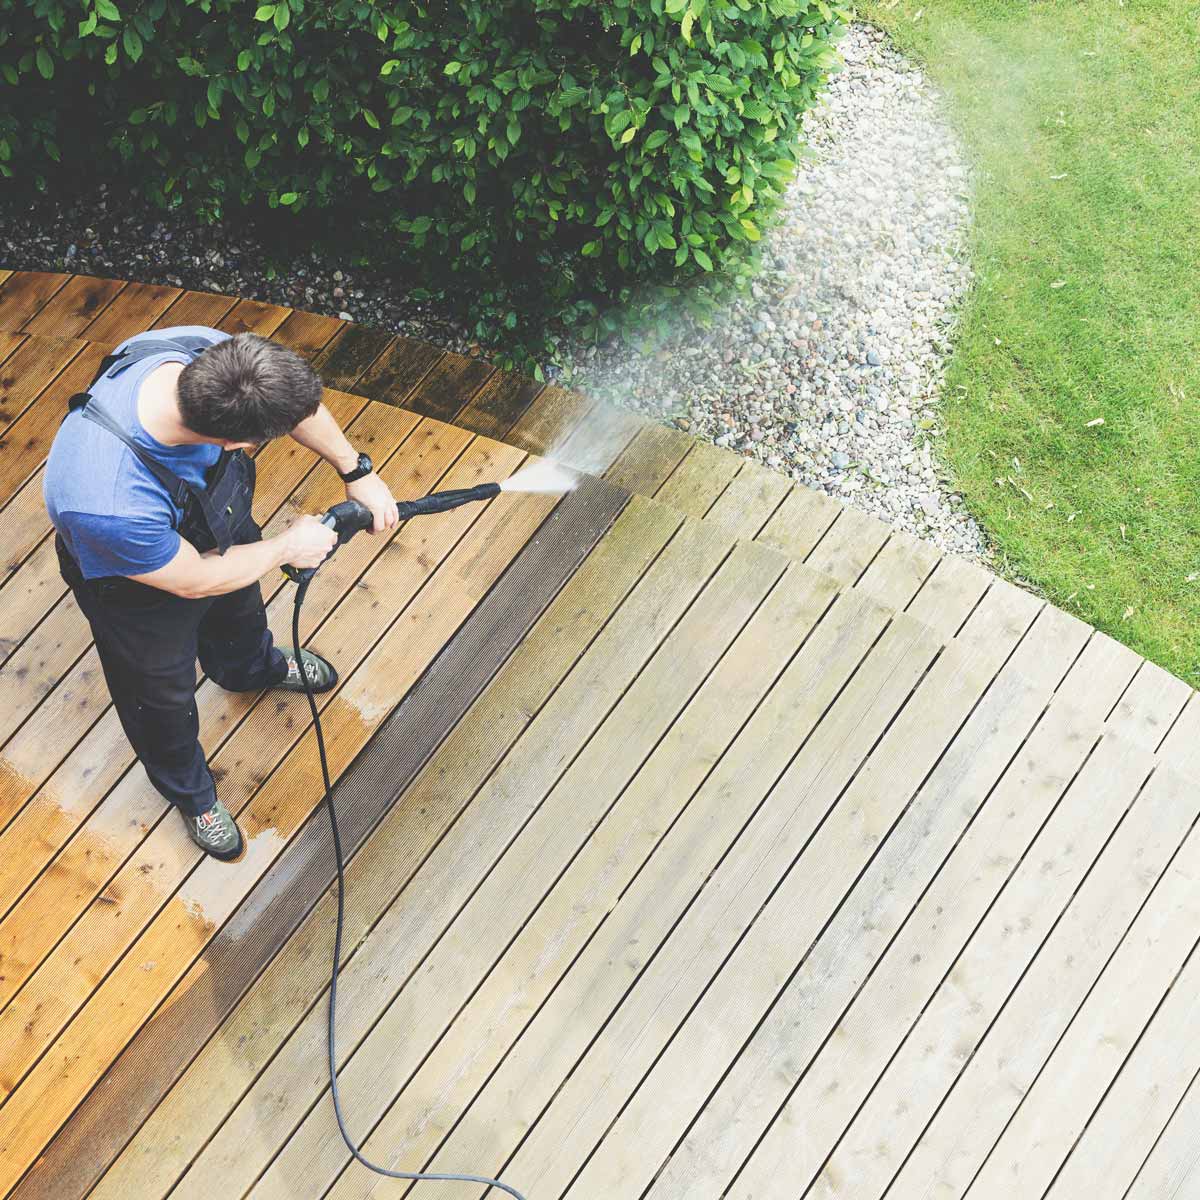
[67,334,216,411]
[79,402,192,509]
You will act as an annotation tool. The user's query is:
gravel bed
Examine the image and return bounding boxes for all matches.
[1,22,987,562]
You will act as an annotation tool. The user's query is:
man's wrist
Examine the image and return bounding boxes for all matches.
[338,451,374,482]
[331,447,361,476]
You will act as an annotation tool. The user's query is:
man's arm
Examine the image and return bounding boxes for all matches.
[129,516,337,599]
[288,403,400,533]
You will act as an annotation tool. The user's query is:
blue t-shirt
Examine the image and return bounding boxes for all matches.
[44,326,230,580]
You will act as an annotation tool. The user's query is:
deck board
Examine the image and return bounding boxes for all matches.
[1,270,1197,1200]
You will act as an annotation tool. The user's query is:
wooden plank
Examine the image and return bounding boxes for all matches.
[904,551,993,641]
[802,502,892,587]
[703,458,792,541]
[603,422,693,497]
[553,586,1065,1200]
[1124,1071,1200,1200]
[753,480,841,560]
[46,481,636,1200]
[875,752,1196,1200]
[744,720,1156,1200]
[0,329,26,366]
[309,323,394,391]
[0,336,87,436]
[855,527,941,612]
[504,382,595,458]
[0,472,57,588]
[1055,626,1144,723]
[384,347,493,423]
[80,282,183,344]
[0,439,554,1195]
[347,334,441,407]
[268,308,343,361]
[723,675,1143,1200]
[452,368,543,441]
[149,289,238,329]
[215,296,291,337]
[0,272,70,330]
[247,536,784,1200]
[0,341,109,507]
[0,269,12,289]
[967,809,1200,1199]
[550,394,644,475]
[654,439,743,518]
[0,538,60,666]
[19,276,126,339]
[1045,939,1200,1199]
[0,403,429,994]
[1105,656,1192,752]
[1156,690,1200,778]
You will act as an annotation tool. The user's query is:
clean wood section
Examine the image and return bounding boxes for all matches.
[0,272,1198,1200]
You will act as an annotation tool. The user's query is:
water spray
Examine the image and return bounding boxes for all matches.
[282,466,574,1200]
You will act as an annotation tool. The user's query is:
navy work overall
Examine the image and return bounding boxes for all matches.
[54,338,287,817]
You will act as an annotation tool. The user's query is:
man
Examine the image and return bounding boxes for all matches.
[43,325,399,862]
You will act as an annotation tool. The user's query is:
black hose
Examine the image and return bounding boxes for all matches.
[291,579,528,1200]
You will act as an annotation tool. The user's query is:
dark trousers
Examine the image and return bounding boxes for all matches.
[56,535,288,817]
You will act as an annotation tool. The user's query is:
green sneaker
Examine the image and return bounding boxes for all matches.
[184,800,244,862]
[274,646,338,694]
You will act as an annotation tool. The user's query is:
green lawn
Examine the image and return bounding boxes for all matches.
[858,0,1200,684]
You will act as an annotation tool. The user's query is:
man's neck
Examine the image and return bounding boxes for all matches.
[137,363,208,446]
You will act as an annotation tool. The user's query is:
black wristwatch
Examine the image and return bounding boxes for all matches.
[338,451,373,483]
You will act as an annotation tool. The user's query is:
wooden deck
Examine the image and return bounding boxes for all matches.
[1,270,1200,1200]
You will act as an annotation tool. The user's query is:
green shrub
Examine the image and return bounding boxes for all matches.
[0,0,847,376]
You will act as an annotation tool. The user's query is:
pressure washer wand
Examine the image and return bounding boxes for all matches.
[283,483,502,584]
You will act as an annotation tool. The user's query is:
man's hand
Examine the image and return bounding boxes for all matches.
[346,472,399,533]
[283,514,339,568]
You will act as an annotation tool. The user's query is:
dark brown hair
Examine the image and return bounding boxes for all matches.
[177,332,323,442]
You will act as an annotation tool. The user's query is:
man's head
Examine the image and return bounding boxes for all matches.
[177,333,323,449]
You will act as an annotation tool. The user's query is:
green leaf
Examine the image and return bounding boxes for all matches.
[236,117,250,143]
[312,79,329,103]
[36,48,53,79]
[262,90,275,117]
[254,3,274,19]
[177,55,203,75]
[122,25,142,62]
[78,12,98,36]
[619,125,636,145]
[96,0,120,19]
[273,3,289,31]
[507,118,520,145]
[444,61,462,75]
[363,108,380,129]
[104,40,118,65]
[740,218,760,241]
[380,59,399,76]
[237,49,252,71]
[297,125,309,147]
[645,129,669,150]
[665,0,687,11]
[279,191,298,205]
[129,107,147,124]
[629,33,641,55]
[693,247,713,270]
